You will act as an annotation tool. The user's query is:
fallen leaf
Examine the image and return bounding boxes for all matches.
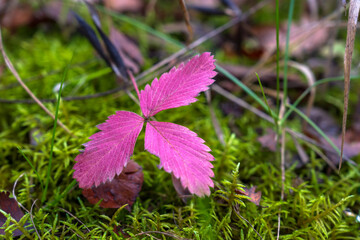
[186,0,219,8]
[322,135,360,165]
[236,186,262,206]
[303,107,340,140]
[0,4,33,30]
[0,192,24,237]
[303,107,360,165]
[34,1,73,24]
[258,128,277,152]
[104,0,143,12]
[82,160,144,211]
[250,18,330,58]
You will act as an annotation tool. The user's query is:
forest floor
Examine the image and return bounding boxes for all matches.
[0,0,359,239]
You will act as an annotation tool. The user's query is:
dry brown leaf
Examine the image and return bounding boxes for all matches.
[251,18,330,58]
[0,4,33,30]
[104,0,143,12]
[82,160,143,211]
[304,107,340,139]
[236,186,262,206]
[258,128,277,152]
[322,135,360,165]
[303,107,360,165]
[0,192,25,237]
[185,0,219,8]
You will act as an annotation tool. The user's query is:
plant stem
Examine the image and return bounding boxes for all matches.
[282,0,295,120]
[42,64,69,203]
[128,70,140,100]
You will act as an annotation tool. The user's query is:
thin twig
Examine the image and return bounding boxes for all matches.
[276,99,286,240]
[12,173,29,214]
[30,200,41,240]
[68,228,84,239]
[299,137,338,171]
[0,28,71,134]
[284,128,356,165]
[179,0,193,42]
[59,208,90,233]
[234,208,263,240]
[277,129,286,240]
[289,133,309,165]
[0,59,98,91]
[211,84,274,123]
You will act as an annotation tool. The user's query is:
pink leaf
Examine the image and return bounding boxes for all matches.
[139,52,216,118]
[144,121,214,196]
[73,111,144,188]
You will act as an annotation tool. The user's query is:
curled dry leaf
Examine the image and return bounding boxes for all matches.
[82,160,143,211]
[236,186,262,206]
[0,192,25,237]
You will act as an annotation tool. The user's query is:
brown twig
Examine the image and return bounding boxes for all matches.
[211,84,274,123]
[178,0,193,42]
[284,128,356,166]
[276,129,286,240]
[290,133,309,165]
[276,100,286,240]
[30,200,41,240]
[0,27,71,134]
[234,207,263,240]
[59,207,90,233]
[12,173,29,214]
[299,137,338,171]
[12,173,41,239]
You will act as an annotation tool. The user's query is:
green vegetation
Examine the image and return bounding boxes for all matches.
[0,1,359,239]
